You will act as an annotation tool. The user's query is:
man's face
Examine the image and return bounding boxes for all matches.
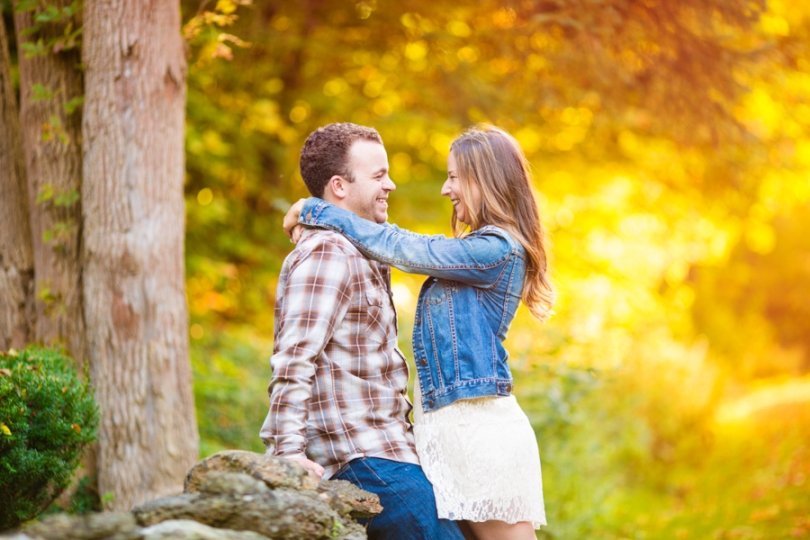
[342,140,396,223]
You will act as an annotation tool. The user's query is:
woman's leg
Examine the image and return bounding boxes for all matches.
[463,520,537,540]
[457,520,477,540]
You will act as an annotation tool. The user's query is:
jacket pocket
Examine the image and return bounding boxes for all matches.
[424,281,445,305]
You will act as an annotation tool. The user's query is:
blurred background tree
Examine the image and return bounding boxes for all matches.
[180,0,810,537]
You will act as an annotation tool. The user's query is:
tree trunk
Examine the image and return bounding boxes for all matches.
[13,0,86,364]
[0,15,35,351]
[82,0,199,511]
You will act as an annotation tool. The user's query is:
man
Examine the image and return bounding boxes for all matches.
[260,123,464,540]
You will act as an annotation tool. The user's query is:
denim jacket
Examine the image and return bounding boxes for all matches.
[299,198,525,412]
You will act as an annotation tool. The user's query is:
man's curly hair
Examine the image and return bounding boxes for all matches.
[299,123,383,197]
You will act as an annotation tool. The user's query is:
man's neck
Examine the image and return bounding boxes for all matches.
[323,193,355,215]
[322,192,342,207]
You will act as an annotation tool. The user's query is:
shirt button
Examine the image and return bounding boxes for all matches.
[427,400,434,407]
[506,384,513,392]
[419,359,427,366]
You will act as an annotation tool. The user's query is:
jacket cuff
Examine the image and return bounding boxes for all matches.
[300,198,328,225]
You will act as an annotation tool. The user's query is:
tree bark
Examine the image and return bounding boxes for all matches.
[82,0,199,510]
[0,15,35,351]
[13,0,86,363]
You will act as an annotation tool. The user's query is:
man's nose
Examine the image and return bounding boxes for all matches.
[383,176,396,192]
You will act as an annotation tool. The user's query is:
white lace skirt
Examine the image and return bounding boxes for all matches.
[413,384,546,528]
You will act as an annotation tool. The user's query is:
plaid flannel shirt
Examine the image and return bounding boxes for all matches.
[260,228,419,478]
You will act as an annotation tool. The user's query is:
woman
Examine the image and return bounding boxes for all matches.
[286,125,553,540]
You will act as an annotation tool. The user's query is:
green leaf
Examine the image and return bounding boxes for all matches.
[63,95,84,115]
[36,184,55,205]
[31,84,54,102]
[54,189,80,207]
[41,115,63,143]
[20,39,48,58]
[61,0,83,18]
[20,24,44,37]
[14,0,40,13]
[41,221,74,243]
[52,25,83,54]
[34,5,61,23]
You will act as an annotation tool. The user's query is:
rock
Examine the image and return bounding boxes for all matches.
[196,472,269,497]
[183,451,381,520]
[140,520,270,540]
[322,520,367,540]
[316,479,382,519]
[133,473,360,540]
[184,451,319,494]
[130,494,202,529]
[18,513,140,540]
[0,456,378,540]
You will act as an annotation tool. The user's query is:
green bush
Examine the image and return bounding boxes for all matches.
[0,347,99,531]
[191,329,273,457]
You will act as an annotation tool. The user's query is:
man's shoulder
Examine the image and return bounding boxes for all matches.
[294,229,362,258]
[280,230,364,274]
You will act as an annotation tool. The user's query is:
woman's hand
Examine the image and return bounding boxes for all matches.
[284,198,307,243]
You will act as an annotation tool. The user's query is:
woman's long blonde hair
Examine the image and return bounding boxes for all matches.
[450,124,555,320]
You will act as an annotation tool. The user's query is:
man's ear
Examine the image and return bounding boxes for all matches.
[326,175,348,200]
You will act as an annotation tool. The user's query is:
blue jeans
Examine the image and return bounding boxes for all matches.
[331,457,465,540]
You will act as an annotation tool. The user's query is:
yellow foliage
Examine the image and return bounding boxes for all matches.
[181,1,810,533]
[446,20,471,37]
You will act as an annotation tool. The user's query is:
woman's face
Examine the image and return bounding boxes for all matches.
[442,152,481,226]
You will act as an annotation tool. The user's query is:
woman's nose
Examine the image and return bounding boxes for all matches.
[441,179,451,196]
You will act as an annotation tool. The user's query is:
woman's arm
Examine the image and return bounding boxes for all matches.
[298,198,514,287]
[284,198,428,242]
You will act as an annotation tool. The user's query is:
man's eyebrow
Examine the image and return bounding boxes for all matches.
[373,167,388,176]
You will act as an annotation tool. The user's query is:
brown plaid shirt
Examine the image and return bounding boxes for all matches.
[260,228,419,478]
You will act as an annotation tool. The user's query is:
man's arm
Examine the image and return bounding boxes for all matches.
[259,238,352,476]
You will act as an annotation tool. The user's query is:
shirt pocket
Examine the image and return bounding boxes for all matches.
[361,287,393,347]
[365,287,385,307]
